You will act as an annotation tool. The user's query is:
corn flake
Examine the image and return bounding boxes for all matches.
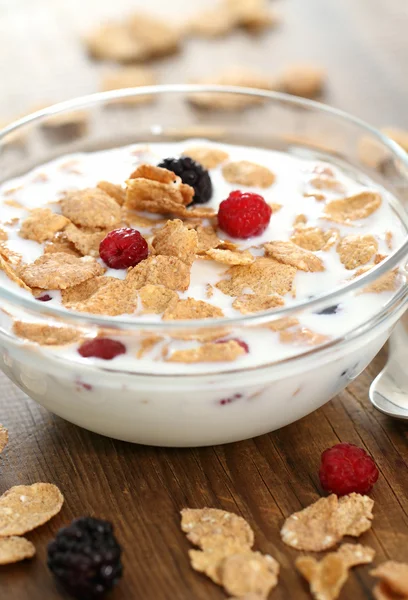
[226,0,279,32]
[127,255,191,291]
[101,66,156,105]
[152,219,198,265]
[323,191,382,224]
[296,553,348,600]
[278,63,326,98]
[19,208,69,244]
[44,238,81,257]
[206,248,255,266]
[138,284,178,314]
[64,223,108,257]
[169,340,246,363]
[183,146,230,169]
[0,255,31,292]
[13,321,81,346]
[163,298,224,321]
[217,257,296,297]
[0,483,64,536]
[362,270,400,294]
[67,278,138,316]
[185,5,236,38]
[0,536,36,565]
[264,241,324,272]
[337,234,378,270]
[220,551,280,598]
[371,561,408,597]
[222,161,275,188]
[0,228,8,241]
[61,188,121,229]
[97,181,126,206]
[181,508,254,551]
[19,253,104,290]
[291,227,339,252]
[0,424,8,453]
[279,327,329,346]
[233,294,284,314]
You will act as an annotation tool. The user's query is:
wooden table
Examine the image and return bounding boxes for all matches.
[0,0,407,598]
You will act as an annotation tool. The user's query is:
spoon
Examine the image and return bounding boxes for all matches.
[369,320,408,419]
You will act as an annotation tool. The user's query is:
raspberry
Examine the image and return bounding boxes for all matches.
[36,293,52,302]
[47,517,122,598]
[99,227,148,269]
[78,338,126,360]
[158,156,212,204]
[217,191,272,239]
[319,443,379,496]
[216,338,249,353]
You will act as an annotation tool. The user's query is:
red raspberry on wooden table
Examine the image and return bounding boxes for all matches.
[319,443,379,496]
[78,338,126,360]
[217,191,272,239]
[99,227,148,269]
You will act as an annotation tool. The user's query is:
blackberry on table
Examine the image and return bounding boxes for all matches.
[158,156,212,204]
[47,517,123,599]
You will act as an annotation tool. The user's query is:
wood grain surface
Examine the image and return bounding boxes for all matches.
[0,0,408,599]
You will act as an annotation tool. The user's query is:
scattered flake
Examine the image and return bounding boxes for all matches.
[85,13,180,62]
[291,227,339,252]
[0,424,8,453]
[206,283,214,299]
[362,270,400,294]
[0,244,22,267]
[371,562,408,597]
[227,596,264,600]
[278,64,326,98]
[337,234,378,270]
[138,284,178,314]
[280,327,329,346]
[233,294,284,314]
[122,209,165,229]
[265,317,299,332]
[65,278,138,316]
[296,544,375,600]
[185,5,236,38]
[125,164,194,215]
[0,536,35,565]
[296,553,348,600]
[220,551,280,598]
[181,508,254,551]
[189,68,277,110]
[32,172,49,183]
[222,160,275,188]
[293,214,308,227]
[127,255,191,291]
[269,202,282,213]
[336,543,375,568]
[97,181,126,206]
[4,199,24,209]
[382,127,408,153]
[309,176,345,194]
[136,335,163,359]
[192,225,222,253]
[13,321,80,345]
[101,66,156,105]
[61,276,110,306]
[183,146,230,169]
[216,257,296,296]
[163,298,224,320]
[152,219,198,265]
[0,228,8,241]
[189,543,247,585]
[44,238,81,257]
[281,495,341,552]
[61,188,121,229]
[58,159,82,175]
[0,250,31,292]
[374,254,387,265]
[264,241,324,272]
[323,191,382,224]
[358,136,389,170]
[19,253,104,290]
[336,493,374,537]
[169,340,246,363]
[372,582,399,600]
[0,483,64,536]
[64,223,107,257]
[225,0,280,33]
[304,192,326,202]
[206,248,255,266]
[385,231,393,250]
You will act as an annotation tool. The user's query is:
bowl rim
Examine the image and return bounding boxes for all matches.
[0,83,408,332]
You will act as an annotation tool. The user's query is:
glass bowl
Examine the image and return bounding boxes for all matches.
[0,85,407,447]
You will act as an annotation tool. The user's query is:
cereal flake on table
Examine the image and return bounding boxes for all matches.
[371,561,408,599]
[0,483,64,536]
[0,424,8,453]
[296,543,375,600]
[281,493,374,551]
[101,66,157,105]
[277,63,326,98]
[0,536,36,565]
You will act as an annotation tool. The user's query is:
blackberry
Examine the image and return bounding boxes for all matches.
[158,156,212,204]
[47,517,123,599]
